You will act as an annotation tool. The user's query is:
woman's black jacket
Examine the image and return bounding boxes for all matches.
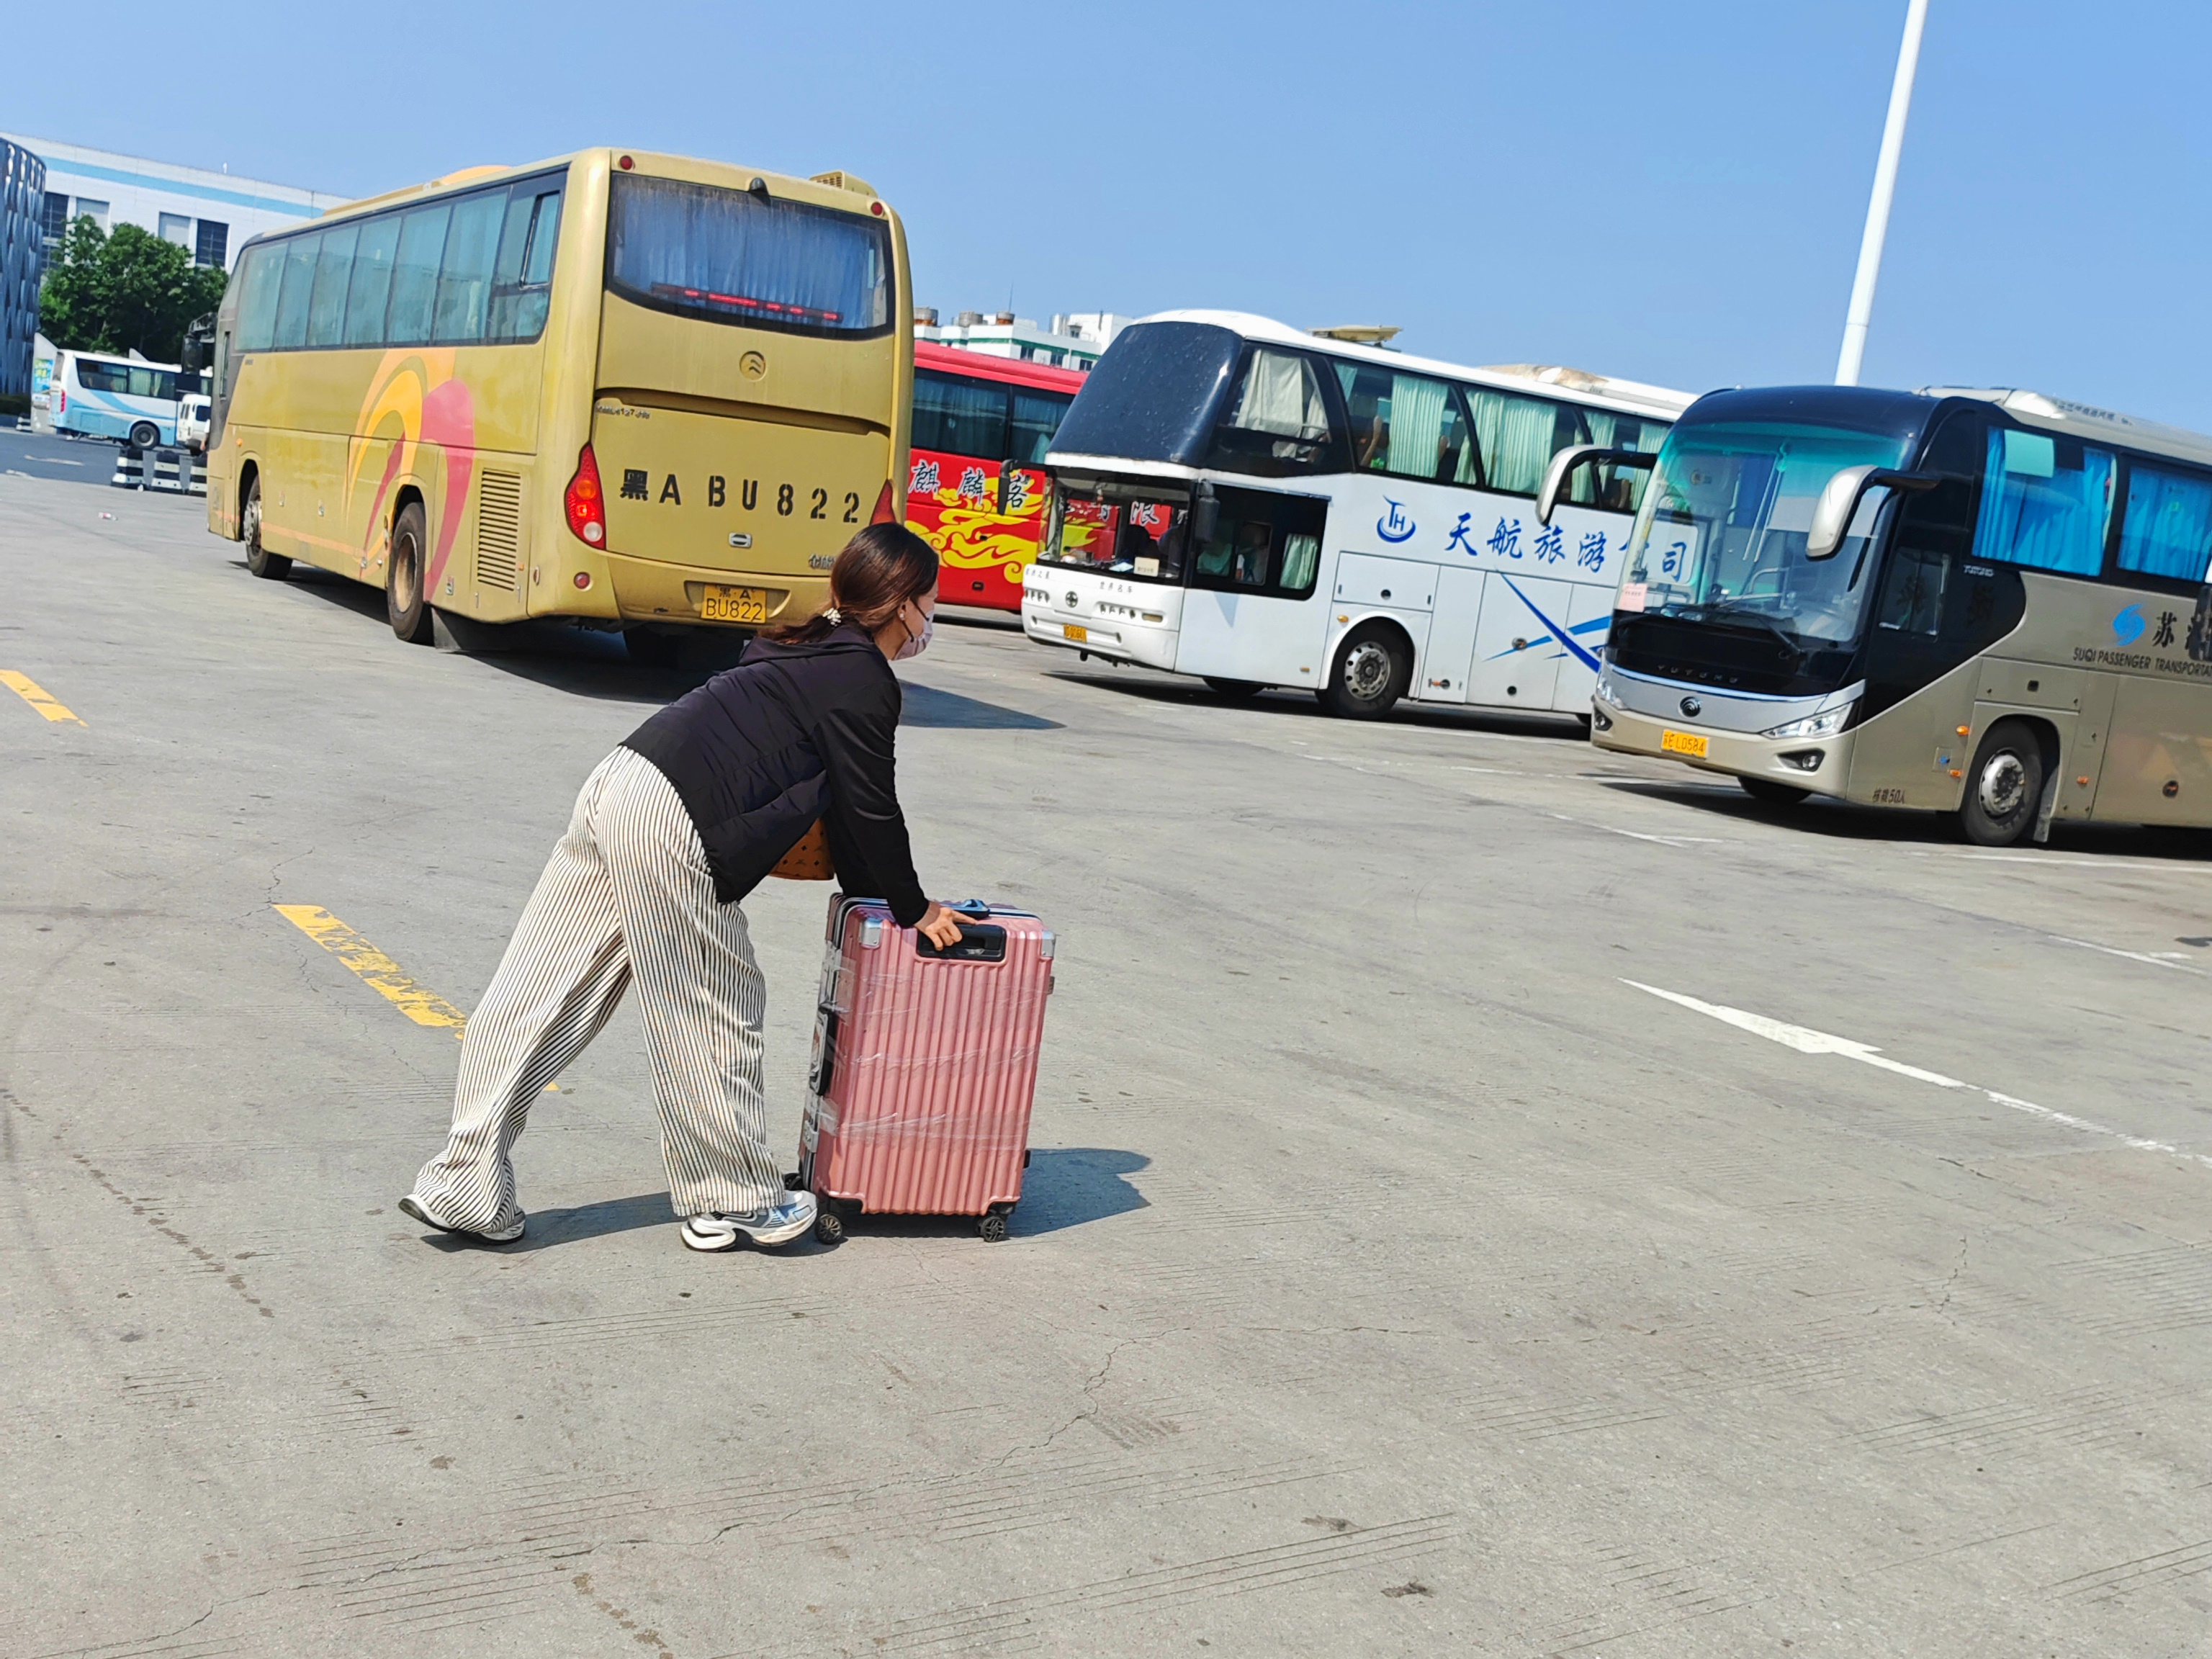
[621,622,928,925]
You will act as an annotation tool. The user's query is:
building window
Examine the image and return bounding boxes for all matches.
[194,219,229,268]
[158,212,192,248]
[41,191,69,247]
[74,197,109,231]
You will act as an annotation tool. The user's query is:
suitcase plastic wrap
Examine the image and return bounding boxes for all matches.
[799,894,1054,1238]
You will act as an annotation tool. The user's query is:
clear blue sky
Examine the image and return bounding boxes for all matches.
[16,1,2208,426]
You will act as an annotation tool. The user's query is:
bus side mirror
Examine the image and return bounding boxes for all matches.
[1805,467,1938,559]
[1192,482,1220,544]
[1537,446,1657,525]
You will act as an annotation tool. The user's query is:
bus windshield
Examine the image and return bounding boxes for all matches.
[1040,476,1190,581]
[1622,420,1913,648]
[1047,321,1243,464]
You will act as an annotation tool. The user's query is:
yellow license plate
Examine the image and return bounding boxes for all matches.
[1660,728,1709,757]
[1063,623,1088,642]
[700,585,768,624]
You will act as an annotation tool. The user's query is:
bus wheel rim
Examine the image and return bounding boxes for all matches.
[1345,642,1390,699]
[1978,752,2026,818]
[396,538,417,608]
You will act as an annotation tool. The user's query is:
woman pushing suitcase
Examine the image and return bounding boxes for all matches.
[400,523,966,1252]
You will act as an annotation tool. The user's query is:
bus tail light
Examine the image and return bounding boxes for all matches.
[869,479,896,524]
[565,444,606,546]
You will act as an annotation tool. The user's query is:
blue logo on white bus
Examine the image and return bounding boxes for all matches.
[1377,500,1416,543]
[2114,604,2147,646]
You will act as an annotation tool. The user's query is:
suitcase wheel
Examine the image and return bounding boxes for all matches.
[813,1209,846,1246]
[977,1212,1009,1244]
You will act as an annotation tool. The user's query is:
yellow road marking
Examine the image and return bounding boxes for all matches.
[1,670,84,724]
[274,904,469,1029]
[274,904,557,1090]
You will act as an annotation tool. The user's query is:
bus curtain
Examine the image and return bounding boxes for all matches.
[1973,428,2112,577]
[2118,462,2212,583]
[1383,374,1451,480]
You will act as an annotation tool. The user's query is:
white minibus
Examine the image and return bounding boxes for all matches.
[1022,311,1691,719]
[51,349,184,448]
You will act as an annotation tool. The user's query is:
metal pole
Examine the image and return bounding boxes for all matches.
[1835,0,1930,386]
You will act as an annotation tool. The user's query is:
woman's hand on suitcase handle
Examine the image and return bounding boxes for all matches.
[916,902,966,951]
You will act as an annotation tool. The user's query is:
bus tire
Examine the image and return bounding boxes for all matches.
[129,421,161,450]
[1319,624,1408,719]
[1739,776,1809,806]
[1202,677,1264,699]
[1959,719,2045,847]
[387,501,435,644]
[241,477,290,580]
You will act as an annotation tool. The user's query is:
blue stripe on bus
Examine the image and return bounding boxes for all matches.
[1498,576,1603,674]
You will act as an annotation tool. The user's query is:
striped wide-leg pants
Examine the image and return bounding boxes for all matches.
[409,746,786,1231]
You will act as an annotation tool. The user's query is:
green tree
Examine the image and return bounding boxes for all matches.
[39,218,230,364]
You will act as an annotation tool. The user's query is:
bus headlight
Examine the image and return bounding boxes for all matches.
[1763,701,1853,740]
[1593,674,1623,709]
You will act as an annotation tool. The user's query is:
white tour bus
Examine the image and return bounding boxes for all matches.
[51,349,184,448]
[1021,312,1692,719]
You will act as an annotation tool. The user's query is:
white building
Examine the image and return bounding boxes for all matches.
[0,135,343,271]
[914,308,1131,372]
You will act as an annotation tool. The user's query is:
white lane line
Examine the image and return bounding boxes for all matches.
[2047,934,2204,975]
[1548,812,1726,847]
[1942,853,2212,875]
[1622,979,2212,1169]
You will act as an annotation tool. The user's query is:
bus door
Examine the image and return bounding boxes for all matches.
[1414,565,1483,703]
[1172,487,1330,683]
[1464,571,1577,711]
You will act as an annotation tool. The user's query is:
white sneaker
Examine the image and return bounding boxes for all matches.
[682,1190,817,1252]
[399,1192,525,1245]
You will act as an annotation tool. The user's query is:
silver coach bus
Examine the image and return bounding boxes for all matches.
[1561,385,2212,845]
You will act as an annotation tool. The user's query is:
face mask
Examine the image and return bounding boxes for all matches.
[895,606,933,661]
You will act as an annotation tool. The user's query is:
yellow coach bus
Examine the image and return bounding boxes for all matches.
[204,149,912,656]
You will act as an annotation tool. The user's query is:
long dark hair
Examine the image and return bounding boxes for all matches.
[758,523,938,645]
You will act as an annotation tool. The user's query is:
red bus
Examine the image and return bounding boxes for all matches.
[906,341,1085,611]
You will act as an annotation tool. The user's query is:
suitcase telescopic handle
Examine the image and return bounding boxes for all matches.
[810,1009,840,1097]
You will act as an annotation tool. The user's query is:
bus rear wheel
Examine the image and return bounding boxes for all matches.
[1319,626,1408,720]
[241,478,290,580]
[1739,777,1809,806]
[387,502,435,644]
[128,421,160,450]
[1959,719,2046,847]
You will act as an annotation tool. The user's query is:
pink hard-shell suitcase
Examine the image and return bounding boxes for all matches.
[797,894,1055,1244]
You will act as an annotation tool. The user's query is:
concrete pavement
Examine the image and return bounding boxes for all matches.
[4,469,2211,1657]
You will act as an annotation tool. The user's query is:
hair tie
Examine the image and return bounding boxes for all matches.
[823,606,842,624]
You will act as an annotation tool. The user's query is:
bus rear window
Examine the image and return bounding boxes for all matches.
[606,174,891,337]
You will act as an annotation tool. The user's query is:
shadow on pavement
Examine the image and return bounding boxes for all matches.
[937,605,1023,632]
[1012,1146,1151,1235]
[1048,667,1586,740]
[256,570,1064,728]
[901,682,1061,729]
[811,1147,1151,1244]
[1591,775,2212,860]
[414,1191,675,1254]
